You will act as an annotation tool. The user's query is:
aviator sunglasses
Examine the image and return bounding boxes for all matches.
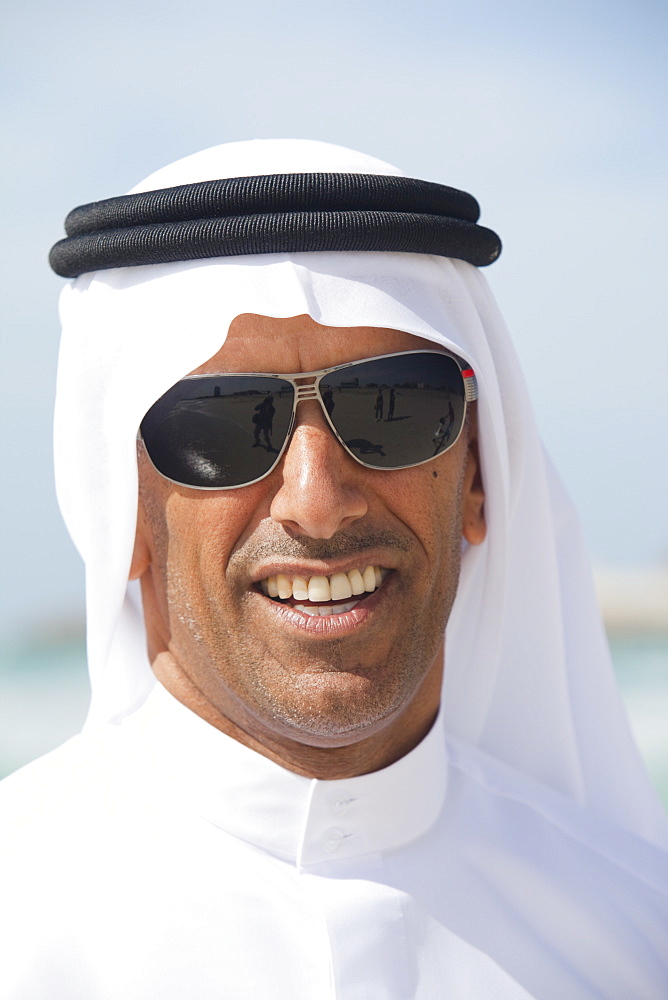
[140,349,478,490]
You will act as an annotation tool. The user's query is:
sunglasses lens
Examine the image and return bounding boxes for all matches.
[140,376,294,488]
[320,353,466,469]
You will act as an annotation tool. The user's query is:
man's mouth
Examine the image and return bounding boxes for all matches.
[257,565,389,617]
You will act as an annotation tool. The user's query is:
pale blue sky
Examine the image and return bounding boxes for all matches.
[1,0,666,638]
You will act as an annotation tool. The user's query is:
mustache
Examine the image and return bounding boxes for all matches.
[232,528,413,566]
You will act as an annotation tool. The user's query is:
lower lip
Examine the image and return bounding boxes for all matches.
[255,583,388,636]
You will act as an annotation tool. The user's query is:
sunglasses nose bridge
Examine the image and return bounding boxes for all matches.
[292,377,331,425]
[286,378,349,462]
[294,382,320,403]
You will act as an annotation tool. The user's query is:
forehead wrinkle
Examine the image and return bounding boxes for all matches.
[192,314,453,382]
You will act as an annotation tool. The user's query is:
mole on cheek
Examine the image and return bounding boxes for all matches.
[432,471,438,478]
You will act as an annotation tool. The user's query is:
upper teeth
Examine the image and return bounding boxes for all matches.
[260,565,384,602]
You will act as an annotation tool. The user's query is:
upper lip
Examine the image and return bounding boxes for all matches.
[249,556,395,585]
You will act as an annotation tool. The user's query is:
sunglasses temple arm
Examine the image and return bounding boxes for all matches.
[462,369,478,402]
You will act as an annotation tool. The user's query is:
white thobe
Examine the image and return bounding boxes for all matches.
[1,682,665,999]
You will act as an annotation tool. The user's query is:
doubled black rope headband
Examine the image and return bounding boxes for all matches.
[49,173,502,278]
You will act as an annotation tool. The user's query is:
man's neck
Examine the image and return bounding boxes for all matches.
[151,649,443,780]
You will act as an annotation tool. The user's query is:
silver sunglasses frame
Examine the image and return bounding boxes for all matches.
[140,349,478,490]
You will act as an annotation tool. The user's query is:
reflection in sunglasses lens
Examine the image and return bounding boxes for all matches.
[322,354,465,469]
[141,376,294,487]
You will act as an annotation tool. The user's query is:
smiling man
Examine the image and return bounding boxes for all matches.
[1,140,666,999]
[133,315,485,779]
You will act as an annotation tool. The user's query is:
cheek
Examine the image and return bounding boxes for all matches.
[379,456,466,564]
[161,488,268,602]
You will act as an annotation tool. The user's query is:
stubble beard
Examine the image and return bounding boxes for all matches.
[166,524,463,745]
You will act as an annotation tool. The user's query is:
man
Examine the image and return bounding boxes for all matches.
[388,386,396,421]
[252,392,276,450]
[374,386,384,421]
[1,139,666,998]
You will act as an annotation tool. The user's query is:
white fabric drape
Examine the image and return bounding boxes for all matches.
[53,139,666,844]
[3,681,665,999]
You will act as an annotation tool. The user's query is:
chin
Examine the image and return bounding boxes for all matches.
[257,669,415,744]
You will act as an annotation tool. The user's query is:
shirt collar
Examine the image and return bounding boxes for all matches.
[125,682,448,867]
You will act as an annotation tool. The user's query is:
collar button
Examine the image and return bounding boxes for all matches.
[322,827,348,853]
[331,794,356,815]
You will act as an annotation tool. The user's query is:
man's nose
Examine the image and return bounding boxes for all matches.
[269,401,368,538]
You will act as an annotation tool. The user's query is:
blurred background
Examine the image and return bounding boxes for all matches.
[1,0,666,801]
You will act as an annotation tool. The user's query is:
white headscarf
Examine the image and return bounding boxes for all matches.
[53,139,667,846]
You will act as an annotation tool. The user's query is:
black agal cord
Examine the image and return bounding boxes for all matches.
[49,173,501,278]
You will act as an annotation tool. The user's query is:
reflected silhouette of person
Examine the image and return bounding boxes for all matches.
[374,388,384,422]
[252,394,275,449]
[432,401,455,455]
[387,388,396,421]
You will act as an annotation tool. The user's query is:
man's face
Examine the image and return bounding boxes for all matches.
[132,314,485,776]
